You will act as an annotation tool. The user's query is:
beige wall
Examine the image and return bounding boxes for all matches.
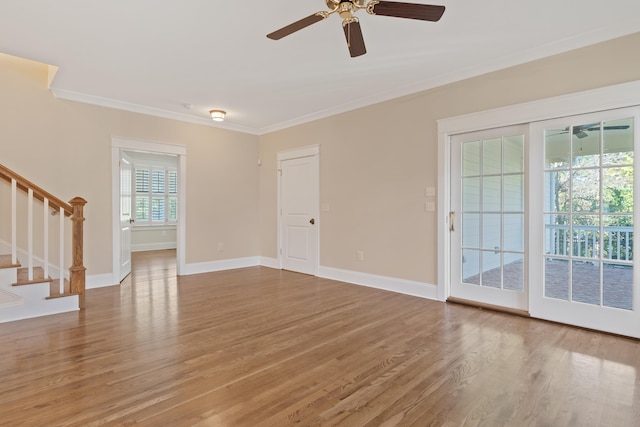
[0,54,260,279]
[259,32,640,284]
[3,32,640,288]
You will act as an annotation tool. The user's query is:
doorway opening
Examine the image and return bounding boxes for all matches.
[111,137,186,285]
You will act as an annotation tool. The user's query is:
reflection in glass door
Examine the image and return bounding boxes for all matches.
[450,126,527,311]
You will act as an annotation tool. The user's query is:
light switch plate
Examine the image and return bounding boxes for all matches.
[425,187,436,197]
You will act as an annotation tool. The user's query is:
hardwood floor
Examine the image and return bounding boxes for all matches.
[1,250,639,426]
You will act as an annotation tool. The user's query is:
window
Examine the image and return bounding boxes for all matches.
[134,166,178,224]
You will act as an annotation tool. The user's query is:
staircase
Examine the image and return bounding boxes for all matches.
[0,163,86,323]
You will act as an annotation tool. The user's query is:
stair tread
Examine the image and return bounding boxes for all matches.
[0,254,20,269]
[14,267,54,285]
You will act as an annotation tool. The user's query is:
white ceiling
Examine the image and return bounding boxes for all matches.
[1,0,639,135]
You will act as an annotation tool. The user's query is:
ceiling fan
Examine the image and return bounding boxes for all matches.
[266,0,446,58]
[550,123,631,139]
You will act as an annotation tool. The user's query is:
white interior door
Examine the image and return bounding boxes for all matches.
[279,150,319,275]
[450,125,528,311]
[530,108,640,338]
[119,153,133,281]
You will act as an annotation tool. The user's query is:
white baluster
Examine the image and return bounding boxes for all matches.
[11,179,17,265]
[28,188,33,281]
[59,206,64,295]
[44,198,49,279]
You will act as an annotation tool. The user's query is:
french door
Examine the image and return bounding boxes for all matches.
[450,125,528,311]
[449,108,640,337]
[529,108,640,338]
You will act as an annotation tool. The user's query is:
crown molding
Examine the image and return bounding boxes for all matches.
[50,88,261,135]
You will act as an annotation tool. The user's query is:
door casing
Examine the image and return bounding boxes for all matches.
[111,137,186,285]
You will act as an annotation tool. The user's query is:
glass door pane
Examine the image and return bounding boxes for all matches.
[543,118,634,310]
[450,126,528,311]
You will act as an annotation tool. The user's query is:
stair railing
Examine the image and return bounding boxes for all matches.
[0,164,86,309]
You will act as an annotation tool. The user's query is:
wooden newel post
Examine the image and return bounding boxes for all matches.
[69,197,87,309]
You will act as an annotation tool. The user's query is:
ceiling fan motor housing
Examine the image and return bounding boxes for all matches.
[327,0,368,9]
[339,2,355,20]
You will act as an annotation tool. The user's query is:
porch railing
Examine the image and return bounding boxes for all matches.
[545,223,633,262]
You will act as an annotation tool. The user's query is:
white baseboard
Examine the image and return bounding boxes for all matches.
[86,273,118,289]
[131,242,177,252]
[259,257,280,269]
[318,266,438,300]
[259,257,438,301]
[183,256,261,276]
[86,256,437,302]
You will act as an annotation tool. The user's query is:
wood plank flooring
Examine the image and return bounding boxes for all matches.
[1,249,639,426]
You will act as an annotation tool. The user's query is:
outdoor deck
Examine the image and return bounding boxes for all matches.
[464,259,633,310]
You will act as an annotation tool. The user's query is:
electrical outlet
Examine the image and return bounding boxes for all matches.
[217,242,224,251]
[357,250,364,262]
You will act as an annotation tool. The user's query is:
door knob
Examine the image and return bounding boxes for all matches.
[309,218,315,225]
[129,218,135,224]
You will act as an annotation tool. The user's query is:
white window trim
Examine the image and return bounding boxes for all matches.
[437,79,640,302]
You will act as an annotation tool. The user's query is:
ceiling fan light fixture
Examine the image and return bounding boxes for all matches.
[209,110,226,122]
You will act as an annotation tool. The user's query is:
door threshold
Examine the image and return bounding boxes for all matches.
[447,297,530,318]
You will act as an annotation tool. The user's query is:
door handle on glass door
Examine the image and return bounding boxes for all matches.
[450,211,455,231]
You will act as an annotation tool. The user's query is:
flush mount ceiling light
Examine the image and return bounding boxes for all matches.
[209,110,226,122]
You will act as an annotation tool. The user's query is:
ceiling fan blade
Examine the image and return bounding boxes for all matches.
[575,131,589,139]
[369,1,445,21]
[343,20,366,58]
[267,13,326,40]
[547,131,569,137]
[585,125,631,131]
